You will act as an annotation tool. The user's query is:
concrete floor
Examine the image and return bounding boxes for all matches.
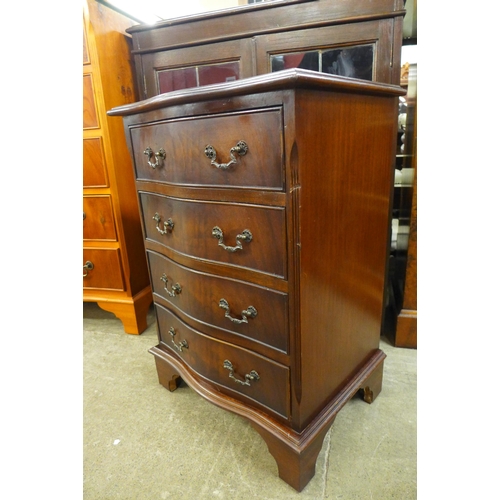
[83,302,416,499]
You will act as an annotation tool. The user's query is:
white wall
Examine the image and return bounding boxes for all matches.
[109,0,250,23]
[401,45,418,65]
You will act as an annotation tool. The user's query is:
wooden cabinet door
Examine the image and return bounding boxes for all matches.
[255,19,396,83]
[140,39,255,99]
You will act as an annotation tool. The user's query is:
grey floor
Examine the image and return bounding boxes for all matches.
[83,302,417,499]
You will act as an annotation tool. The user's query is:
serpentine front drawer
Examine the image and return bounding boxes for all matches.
[130,107,284,190]
[140,192,287,278]
[147,250,288,353]
[156,303,290,418]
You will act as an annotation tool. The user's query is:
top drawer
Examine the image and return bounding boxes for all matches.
[130,108,284,190]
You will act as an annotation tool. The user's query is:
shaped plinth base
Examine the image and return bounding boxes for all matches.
[149,345,386,491]
[94,287,152,334]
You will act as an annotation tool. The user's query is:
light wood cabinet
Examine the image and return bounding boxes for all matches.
[83,0,152,334]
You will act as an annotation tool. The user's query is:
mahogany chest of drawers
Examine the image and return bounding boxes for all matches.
[109,69,404,491]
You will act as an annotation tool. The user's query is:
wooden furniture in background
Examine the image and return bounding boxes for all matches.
[395,74,417,348]
[396,165,417,347]
[126,0,405,98]
[384,61,417,348]
[109,69,404,490]
[83,0,152,334]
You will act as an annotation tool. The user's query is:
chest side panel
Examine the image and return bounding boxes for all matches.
[294,90,398,427]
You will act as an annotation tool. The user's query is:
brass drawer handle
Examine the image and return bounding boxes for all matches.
[144,147,166,169]
[153,213,174,234]
[212,226,252,253]
[160,273,182,297]
[204,140,248,170]
[83,260,94,277]
[219,298,257,324]
[169,327,188,352]
[223,360,259,387]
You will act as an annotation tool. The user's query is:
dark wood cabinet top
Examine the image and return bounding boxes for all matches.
[126,0,404,51]
[109,68,405,117]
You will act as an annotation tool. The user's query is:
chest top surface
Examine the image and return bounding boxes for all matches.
[108,68,405,118]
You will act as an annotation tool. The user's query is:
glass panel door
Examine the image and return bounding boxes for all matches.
[270,44,374,81]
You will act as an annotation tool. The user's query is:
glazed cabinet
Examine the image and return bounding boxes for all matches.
[127,0,405,100]
[83,0,152,333]
[109,69,404,490]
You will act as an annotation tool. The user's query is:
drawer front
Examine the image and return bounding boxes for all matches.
[83,137,108,188]
[83,74,99,129]
[148,251,288,353]
[83,196,117,241]
[83,248,125,290]
[140,193,286,278]
[156,303,290,418]
[130,108,284,190]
